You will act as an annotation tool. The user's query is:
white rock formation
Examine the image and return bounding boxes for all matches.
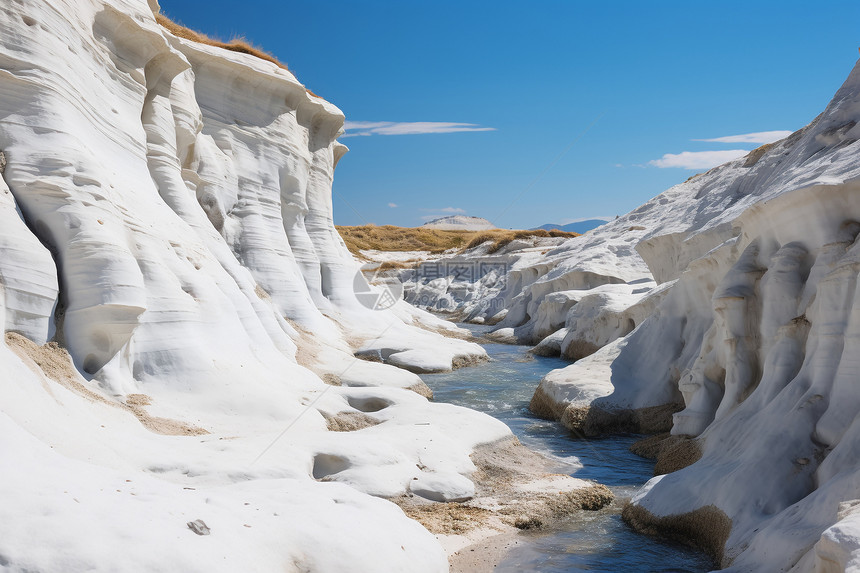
[396,45,860,570]
[420,215,496,230]
[530,57,860,570]
[0,1,583,570]
[402,235,575,324]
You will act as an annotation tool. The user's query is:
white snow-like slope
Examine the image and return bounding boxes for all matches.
[420,215,496,230]
[535,59,860,570]
[0,1,532,570]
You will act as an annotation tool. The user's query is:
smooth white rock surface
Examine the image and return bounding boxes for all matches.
[0,1,510,570]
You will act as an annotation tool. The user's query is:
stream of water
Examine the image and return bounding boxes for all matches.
[419,325,713,572]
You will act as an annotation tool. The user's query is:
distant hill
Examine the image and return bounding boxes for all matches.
[421,215,496,231]
[533,219,608,234]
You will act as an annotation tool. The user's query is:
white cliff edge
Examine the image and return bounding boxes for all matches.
[0,1,604,570]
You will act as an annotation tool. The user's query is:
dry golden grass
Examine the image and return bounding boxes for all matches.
[743,141,776,168]
[336,225,578,257]
[156,14,288,69]
[374,260,420,271]
[464,228,578,253]
[156,13,326,99]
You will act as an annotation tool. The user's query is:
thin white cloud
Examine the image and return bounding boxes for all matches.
[419,207,466,215]
[649,149,749,170]
[342,121,495,137]
[693,130,792,144]
[388,202,398,208]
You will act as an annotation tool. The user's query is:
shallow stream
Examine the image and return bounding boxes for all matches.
[419,325,712,572]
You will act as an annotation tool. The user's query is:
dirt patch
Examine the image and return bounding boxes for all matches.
[622,502,729,566]
[629,432,671,459]
[125,393,151,407]
[6,332,207,436]
[528,384,564,421]
[655,438,702,475]
[530,344,560,358]
[448,531,521,573]
[323,411,380,432]
[131,408,209,436]
[407,382,434,400]
[291,326,323,370]
[354,351,383,363]
[561,339,600,361]
[6,332,114,407]
[531,386,684,438]
[452,354,489,370]
[560,405,590,432]
[561,402,684,437]
[254,284,271,300]
[321,373,341,386]
[124,393,208,436]
[401,502,495,535]
[394,437,613,540]
[631,433,703,475]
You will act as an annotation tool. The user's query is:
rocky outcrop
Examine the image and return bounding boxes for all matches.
[0,1,577,571]
[533,58,860,570]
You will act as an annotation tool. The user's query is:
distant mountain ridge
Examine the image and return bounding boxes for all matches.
[532,219,608,234]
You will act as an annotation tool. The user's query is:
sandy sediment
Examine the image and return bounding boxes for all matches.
[561,339,600,361]
[5,332,207,436]
[393,436,613,570]
[451,353,489,370]
[622,502,730,565]
[529,385,684,437]
[630,432,703,475]
[527,383,565,420]
[322,411,380,432]
[447,530,522,573]
[406,382,434,399]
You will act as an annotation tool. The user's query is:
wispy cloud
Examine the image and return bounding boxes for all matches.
[649,150,749,170]
[388,202,398,208]
[421,207,466,217]
[693,130,792,144]
[342,121,495,137]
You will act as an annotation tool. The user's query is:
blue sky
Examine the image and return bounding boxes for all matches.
[159,0,860,228]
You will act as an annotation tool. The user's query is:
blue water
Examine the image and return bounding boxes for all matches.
[420,326,712,572]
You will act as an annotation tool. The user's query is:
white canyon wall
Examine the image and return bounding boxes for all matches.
[0,0,513,570]
[403,48,860,569]
[534,59,860,570]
